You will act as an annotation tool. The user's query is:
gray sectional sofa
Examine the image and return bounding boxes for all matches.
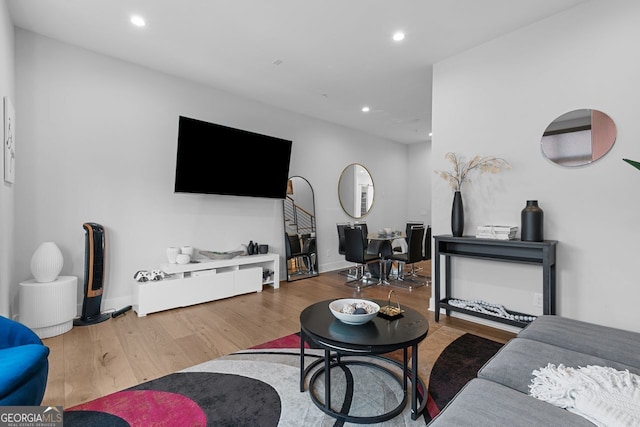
[428,315,640,426]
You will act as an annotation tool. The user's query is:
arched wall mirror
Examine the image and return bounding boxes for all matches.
[283,176,318,281]
[541,109,617,167]
[338,163,375,218]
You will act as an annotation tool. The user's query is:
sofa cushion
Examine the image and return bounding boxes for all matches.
[478,337,640,394]
[518,315,640,369]
[427,378,594,426]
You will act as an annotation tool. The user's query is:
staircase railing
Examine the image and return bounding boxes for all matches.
[284,196,315,235]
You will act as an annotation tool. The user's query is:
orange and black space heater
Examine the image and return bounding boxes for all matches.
[74,222,111,326]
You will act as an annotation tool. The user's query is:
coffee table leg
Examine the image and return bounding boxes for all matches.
[411,343,418,419]
[403,347,408,391]
[300,330,306,392]
[324,349,331,410]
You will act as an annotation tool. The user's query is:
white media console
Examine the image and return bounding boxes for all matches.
[132,253,280,317]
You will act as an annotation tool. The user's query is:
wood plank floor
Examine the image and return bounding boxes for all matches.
[41,261,515,408]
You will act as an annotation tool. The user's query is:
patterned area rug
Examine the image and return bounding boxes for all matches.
[424,333,504,422]
[64,333,427,426]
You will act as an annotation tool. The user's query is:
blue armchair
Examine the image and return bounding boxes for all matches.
[0,316,49,405]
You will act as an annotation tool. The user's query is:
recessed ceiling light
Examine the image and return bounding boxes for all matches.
[361,106,370,113]
[130,15,146,27]
[392,31,405,42]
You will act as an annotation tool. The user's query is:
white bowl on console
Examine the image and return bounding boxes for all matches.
[329,298,380,325]
[176,254,191,265]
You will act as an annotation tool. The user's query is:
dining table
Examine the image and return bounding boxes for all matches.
[367,231,406,241]
[365,231,406,281]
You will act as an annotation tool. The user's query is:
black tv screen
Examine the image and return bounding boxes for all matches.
[174,116,293,199]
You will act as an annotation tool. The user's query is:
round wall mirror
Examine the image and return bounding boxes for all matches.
[541,109,616,167]
[283,176,318,281]
[338,163,375,218]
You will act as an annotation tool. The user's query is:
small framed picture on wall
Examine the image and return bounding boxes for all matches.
[4,96,15,184]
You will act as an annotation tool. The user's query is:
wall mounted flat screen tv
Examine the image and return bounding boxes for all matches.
[174,116,293,199]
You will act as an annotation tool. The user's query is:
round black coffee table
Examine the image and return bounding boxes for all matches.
[299,299,429,423]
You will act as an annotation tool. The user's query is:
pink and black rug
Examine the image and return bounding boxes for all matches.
[63,332,502,426]
[424,333,504,422]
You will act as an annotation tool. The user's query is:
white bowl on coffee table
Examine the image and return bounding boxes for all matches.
[329,298,380,325]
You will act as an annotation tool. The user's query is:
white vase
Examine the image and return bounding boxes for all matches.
[167,247,180,263]
[30,242,64,283]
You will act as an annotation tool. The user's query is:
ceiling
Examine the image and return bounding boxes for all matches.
[7,0,588,144]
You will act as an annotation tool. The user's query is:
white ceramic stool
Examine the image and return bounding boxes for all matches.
[19,275,77,339]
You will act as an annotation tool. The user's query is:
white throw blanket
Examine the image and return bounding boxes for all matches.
[529,363,640,427]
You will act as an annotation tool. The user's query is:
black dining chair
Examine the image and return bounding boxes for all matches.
[337,223,349,256]
[344,226,381,290]
[353,222,370,252]
[423,225,432,262]
[336,222,356,277]
[406,224,432,279]
[387,225,426,289]
[415,225,433,282]
[393,221,423,253]
[408,222,426,274]
[406,222,423,243]
[354,222,385,273]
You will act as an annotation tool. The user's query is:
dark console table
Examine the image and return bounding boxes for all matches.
[434,235,558,328]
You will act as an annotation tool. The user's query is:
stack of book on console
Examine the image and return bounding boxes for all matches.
[476,225,518,240]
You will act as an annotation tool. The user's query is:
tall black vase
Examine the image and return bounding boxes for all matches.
[521,200,543,242]
[451,191,464,237]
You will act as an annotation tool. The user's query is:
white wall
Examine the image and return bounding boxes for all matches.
[432,0,640,332]
[13,29,426,315]
[0,0,15,317]
[408,141,431,224]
